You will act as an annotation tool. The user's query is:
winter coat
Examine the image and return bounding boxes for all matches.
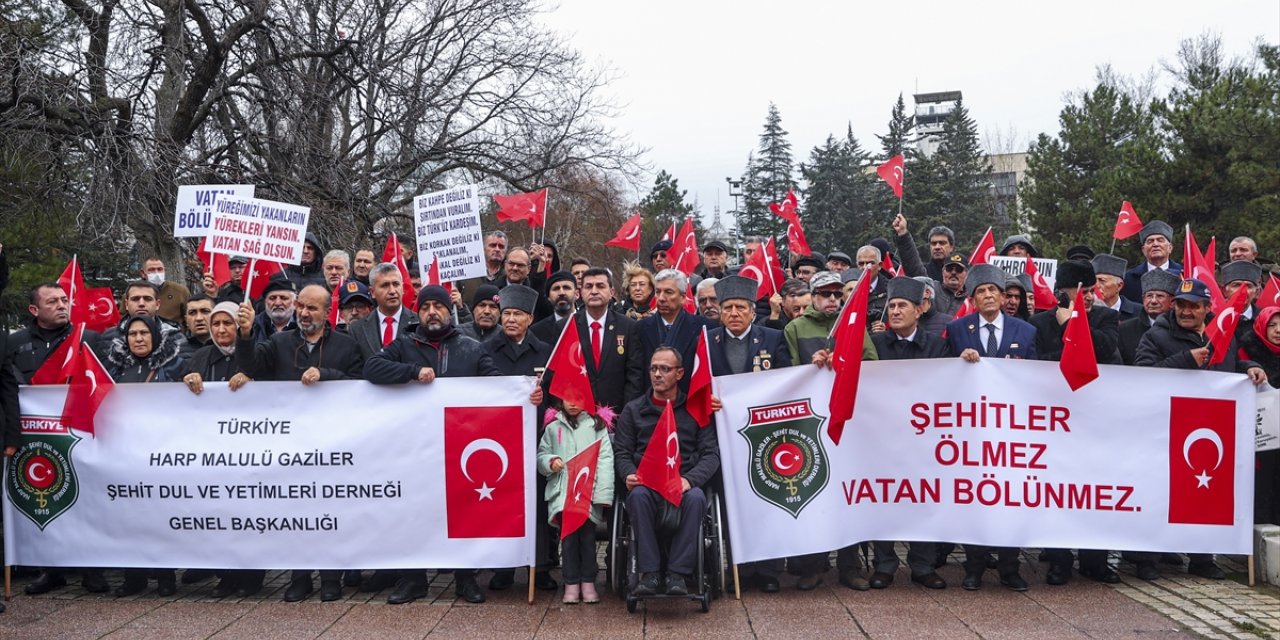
[1028,305,1123,365]
[284,232,327,289]
[783,304,877,365]
[364,325,499,382]
[537,411,615,526]
[613,392,719,490]
[1134,310,1259,373]
[184,343,239,382]
[236,327,363,382]
[6,319,105,383]
[105,316,186,383]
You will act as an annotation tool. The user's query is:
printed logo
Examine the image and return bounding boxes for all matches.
[739,400,829,517]
[6,416,81,530]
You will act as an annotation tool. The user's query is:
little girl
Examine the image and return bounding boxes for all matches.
[538,400,614,604]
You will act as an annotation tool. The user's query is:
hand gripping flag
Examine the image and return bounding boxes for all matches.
[606,214,643,252]
[560,440,603,540]
[636,400,683,507]
[876,155,905,198]
[1059,287,1099,391]
[827,270,872,445]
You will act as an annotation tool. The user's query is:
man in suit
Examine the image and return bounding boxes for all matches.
[945,263,1036,592]
[546,267,645,413]
[530,271,576,345]
[1092,254,1142,321]
[348,263,418,361]
[631,269,715,394]
[1119,269,1181,365]
[1121,220,1182,303]
[1220,259,1264,342]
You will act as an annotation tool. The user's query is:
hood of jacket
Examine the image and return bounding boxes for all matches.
[108,315,183,372]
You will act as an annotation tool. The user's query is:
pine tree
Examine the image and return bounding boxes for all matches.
[739,104,794,240]
[636,169,698,248]
[930,98,995,246]
[800,125,875,253]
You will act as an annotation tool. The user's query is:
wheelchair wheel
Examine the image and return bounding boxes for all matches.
[610,501,628,597]
[700,591,711,613]
[707,492,727,599]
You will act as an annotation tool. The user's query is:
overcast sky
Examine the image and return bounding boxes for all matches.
[539,0,1279,225]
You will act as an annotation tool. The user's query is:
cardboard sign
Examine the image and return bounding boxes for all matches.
[173,185,255,238]
[206,197,310,265]
[414,185,485,282]
[990,256,1058,290]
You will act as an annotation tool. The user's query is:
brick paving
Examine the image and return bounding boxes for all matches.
[1,550,1277,639]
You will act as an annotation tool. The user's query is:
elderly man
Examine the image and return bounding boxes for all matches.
[934,252,968,317]
[531,271,577,345]
[614,347,720,597]
[854,246,890,321]
[925,225,956,282]
[695,277,720,322]
[945,264,1036,591]
[1092,254,1142,321]
[1221,260,1264,339]
[459,284,502,342]
[764,278,809,330]
[235,284,363,602]
[1229,236,1260,263]
[1121,221,1183,302]
[459,231,508,305]
[791,255,824,283]
[251,278,299,345]
[1118,269,1181,365]
[139,256,191,323]
[352,249,376,285]
[348,263,417,361]
[322,250,350,290]
[365,285,502,603]
[632,269,715,391]
[696,240,731,279]
[825,251,852,273]
[1134,278,1266,580]
[913,277,953,336]
[337,280,375,327]
[649,240,673,273]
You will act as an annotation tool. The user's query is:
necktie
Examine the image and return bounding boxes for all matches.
[382,316,395,347]
[590,321,602,365]
[984,323,997,356]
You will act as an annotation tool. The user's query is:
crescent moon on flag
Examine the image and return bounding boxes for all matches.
[572,466,591,495]
[567,341,585,371]
[1118,211,1130,224]
[665,431,679,457]
[772,449,798,473]
[85,369,98,396]
[893,166,904,183]
[460,438,509,483]
[1216,307,1237,335]
[738,266,763,284]
[26,460,51,485]
[1182,427,1224,471]
[623,225,640,241]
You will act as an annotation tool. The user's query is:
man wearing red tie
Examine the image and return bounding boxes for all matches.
[543,268,645,414]
[348,263,418,360]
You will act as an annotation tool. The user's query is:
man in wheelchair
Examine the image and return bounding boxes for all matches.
[613,347,721,597]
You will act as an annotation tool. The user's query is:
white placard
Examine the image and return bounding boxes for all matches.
[990,256,1059,290]
[173,184,255,238]
[206,197,310,265]
[1257,387,1280,452]
[414,185,486,282]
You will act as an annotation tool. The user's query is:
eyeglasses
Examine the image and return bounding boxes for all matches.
[814,290,843,298]
[856,260,878,267]
[943,266,966,273]
[649,365,680,373]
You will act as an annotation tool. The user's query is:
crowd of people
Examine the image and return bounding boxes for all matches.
[0,212,1276,612]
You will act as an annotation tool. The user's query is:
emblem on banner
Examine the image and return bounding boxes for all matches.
[5,416,81,530]
[739,399,829,517]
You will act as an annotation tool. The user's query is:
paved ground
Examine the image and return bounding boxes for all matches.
[2,551,1278,639]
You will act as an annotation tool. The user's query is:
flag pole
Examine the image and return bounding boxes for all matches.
[243,259,256,303]
[1109,212,1119,254]
[732,563,741,601]
[527,566,535,604]
[4,564,10,601]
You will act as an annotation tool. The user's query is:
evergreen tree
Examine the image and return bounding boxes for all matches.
[930,98,996,246]
[800,125,875,253]
[739,104,794,240]
[636,169,698,248]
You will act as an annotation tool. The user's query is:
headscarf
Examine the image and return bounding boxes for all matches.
[1253,306,1280,354]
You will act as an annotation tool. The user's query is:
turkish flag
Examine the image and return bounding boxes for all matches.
[636,400,683,507]
[1026,256,1057,310]
[670,218,700,276]
[876,154,905,199]
[32,323,86,385]
[606,214,643,252]
[1168,396,1236,525]
[58,257,85,309]
[687,327,713,427]
[443,406,526,538]
[683,281,697,315]
[1113,201,1143,240]
[197,237,232,286]
[547,318,597,413]
[241,259,282,300]
[1059,288,1099,391]
[1206,285,1250,366]
[1259,274,1280,308]
[328,277,344,328]
[954,297,976,319]
[1184,227,1226,311]
[739,237,781,299]
[423,255,452,295]
[82,286,119,332]
[768,189,800,225]
[968,227,996,266]
[62,340,115,437]
[661,222,676,243]
[560,439,603,540]
[787,220,812,256]
[880,251,899,278]
[494,188,548,228]
[382,233,418,312]
[827,270,872,445]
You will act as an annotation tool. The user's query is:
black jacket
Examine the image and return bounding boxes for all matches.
[871,329,952,360]
[458,321,500,343]
[6,320,105,383]
[530,314,570,347]
[347,307,418,361]
[1134,310,1259,373]
[236,327,363,382]
[484,332,550,376]
[0,330,21,449]
[708,324,792,375]
[1028,306,1122,365]
[284,232,327,290]
[1118,315,1156,366]
[541,309,645,413]
[613,392,719,490]
[105,316,187,383]
[184,344,239,382]
[364,326,499,382]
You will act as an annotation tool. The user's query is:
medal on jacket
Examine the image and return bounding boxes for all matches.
[616,335,625,355]
[760,351,772,370]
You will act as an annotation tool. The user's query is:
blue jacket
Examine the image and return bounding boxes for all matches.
[945,313,1038,360]
[1121,262,1183,304]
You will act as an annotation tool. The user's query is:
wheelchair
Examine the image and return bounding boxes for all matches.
[608,486,728,613]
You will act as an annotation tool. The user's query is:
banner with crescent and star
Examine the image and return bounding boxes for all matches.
[3,378,536,569]
[714,360,1257,565]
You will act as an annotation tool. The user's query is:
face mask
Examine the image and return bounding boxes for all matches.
[147,272,166,286]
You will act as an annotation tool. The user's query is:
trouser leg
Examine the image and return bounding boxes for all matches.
[906,542,937,577]
[872,542,901,575]
[626,486,662,574]
[667,488,707,576]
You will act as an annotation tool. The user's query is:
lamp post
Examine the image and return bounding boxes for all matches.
[725,177,743,262]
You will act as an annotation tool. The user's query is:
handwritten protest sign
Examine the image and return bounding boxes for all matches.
[173,185,255,238]
[414,185,485,282]
[206,197,310,265]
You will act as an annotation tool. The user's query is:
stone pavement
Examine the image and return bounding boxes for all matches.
[1,551,1278,639]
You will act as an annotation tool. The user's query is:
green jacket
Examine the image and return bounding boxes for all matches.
[783,304,877,365]
[537,411,615,527]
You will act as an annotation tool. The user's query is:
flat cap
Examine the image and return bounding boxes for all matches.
[965,264,1007,297]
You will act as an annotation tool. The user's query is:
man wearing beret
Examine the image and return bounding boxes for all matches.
[867,277,950,590]
[348,262,418,361]
[531,271,578,345]
[365,284,503,604]
[459,283,502,342]
[649,239,674,273]
[1118,269,1181,365]
[1121,221,1183,303]
[1092,254,1142,321]
[1220,259,1264,341]
[791,255,824,284]
[1029,260,1123,586]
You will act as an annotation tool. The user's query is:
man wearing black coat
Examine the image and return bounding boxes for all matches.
[234,284,363,603]
[1118,269,1180,365]
[348,262,418,361]
[631,269,715,394]
[530,271,576,346]
[614,347,720,597]
[542,268,645,413]
[364,285,501,605]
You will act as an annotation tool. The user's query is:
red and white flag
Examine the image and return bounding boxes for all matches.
[61,337,115,437]
[670,218,700,276]
[687,327,714,427]
[547,318,597,413]
[327,277,344,328]
[1168,397,1235,525]
[197,237,232,286]
[1184,227,1226,311]
[879,251,899,278]
[1206,285,1250,366]
[58,258,118,332]
[876,154,905,199]
[827,270,872,445]
[768,189,800,225]
[605,214,643,252]
[560,439,603,540]
[787,220,812,257]
[423,254,452,294]
[636,400,683,507]
[31,323,86,385]
[1113,201,1143,240]
[1027,256,1057,311]
[661,222,676,243]
[1259,274,1280,308]
[382,233,418,312]
[494,188,548,228]
[241,259,283,301]
[739,237,781,299]
[443,406,526,538]
[968,227,996,266]
[1059,288,1099,391]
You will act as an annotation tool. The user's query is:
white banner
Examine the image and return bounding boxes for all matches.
[4,379,536,569]
[173,184,255,238]
[1257,388,1280,452]
[414,185,485,282]
[715,360,1255,564]
[990,256,1058,290]
[207,197,310,265]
